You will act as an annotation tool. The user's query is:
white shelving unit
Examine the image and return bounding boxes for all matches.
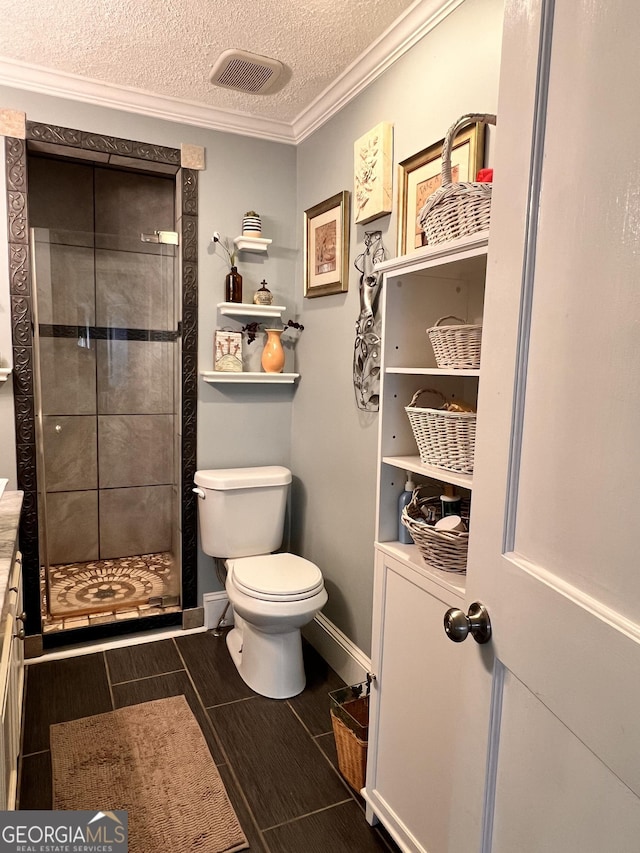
[362,231,489,852]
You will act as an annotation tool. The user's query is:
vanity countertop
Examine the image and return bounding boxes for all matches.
[0,490,23,619]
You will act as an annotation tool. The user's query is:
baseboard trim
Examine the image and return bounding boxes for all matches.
[202,591,234,630]
[303,613,371,687]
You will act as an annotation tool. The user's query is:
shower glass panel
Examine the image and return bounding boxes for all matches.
[30,226,181,624]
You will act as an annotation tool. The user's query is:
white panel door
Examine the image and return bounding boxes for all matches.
[450,1,640,849]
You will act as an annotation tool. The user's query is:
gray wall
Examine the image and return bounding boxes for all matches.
[291,0,504,654]
[0,85,298,599]
[0,0,504,653]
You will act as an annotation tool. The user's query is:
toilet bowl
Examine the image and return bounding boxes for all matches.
[225,553,327,698]
[193,466,327,699]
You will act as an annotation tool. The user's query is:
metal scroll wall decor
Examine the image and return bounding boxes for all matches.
[353,230,386,411]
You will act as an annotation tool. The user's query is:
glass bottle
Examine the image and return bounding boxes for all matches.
[225,266,243,303]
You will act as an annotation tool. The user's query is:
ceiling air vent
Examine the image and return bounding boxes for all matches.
[209,49,284,94]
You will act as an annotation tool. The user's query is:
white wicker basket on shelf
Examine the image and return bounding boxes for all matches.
[405,389,476,474]
[401,489,469,573]
[427,315,482,370]
[417,112,496,245]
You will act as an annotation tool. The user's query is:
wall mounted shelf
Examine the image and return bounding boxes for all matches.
[233,236,272,254]
[201,371,299,385]
[0,369,12,383]
[218,302,286,319]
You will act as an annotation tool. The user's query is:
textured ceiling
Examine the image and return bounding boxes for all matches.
[0,0,419,124]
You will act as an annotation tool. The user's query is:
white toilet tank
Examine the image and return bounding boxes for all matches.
[194,466,292,558]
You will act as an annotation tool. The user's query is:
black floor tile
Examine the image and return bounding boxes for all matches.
[22,654,112,754]
[217,763,268,852]
[264,800,391,852]
[18,751,52,810]
[105,639,184,684]
[208,696,349,829]
[287,641,346,736]
[175,631,255,706]
[111,670,225,764]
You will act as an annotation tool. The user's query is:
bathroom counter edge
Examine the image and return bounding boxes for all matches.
[0,491,23,622]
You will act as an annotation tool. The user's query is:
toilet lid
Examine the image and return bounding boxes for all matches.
[229,553,323,601]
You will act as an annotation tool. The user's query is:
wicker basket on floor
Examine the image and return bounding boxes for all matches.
[329,685,369,791]
[405,388,476,474]
[427,315,482,370]
[418,112,496,245]
[401,488,469,573]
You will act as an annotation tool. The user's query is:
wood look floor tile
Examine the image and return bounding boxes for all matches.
[208,696,348,829]
[287,641,346,736]
[264,800,396,852]
[217,763,268,852]
[18,751,52,810]
[175,631,255,706]
[22,654,113,754]
[105,638,183,683]
[111,670,225,764]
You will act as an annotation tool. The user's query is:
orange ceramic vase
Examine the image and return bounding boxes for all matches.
[261,329,285,373]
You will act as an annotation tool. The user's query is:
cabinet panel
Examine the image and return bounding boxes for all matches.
[365,551,463,853]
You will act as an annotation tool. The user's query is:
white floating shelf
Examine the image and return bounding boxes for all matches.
[233,235,272,253]
[386,367,480,377]
[382,455,473,490]
[201,371,299,385]
[218,302,286,319]
[0,368,12,383]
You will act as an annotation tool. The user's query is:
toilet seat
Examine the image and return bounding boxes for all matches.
[228,553,324,602]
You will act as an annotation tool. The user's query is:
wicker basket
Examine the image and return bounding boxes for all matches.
[329,684,369,791]
[427,315,482,369]
[405,389,476,474]
[418,113,496,245]
[402,488,469,573]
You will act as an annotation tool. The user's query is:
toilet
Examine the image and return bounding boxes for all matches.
[193,466,327,699]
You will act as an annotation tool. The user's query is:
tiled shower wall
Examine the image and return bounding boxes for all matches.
[29,156,177,564]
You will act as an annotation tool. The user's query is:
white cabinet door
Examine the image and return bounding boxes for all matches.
[365,549,465,853]
[450,0,640,849]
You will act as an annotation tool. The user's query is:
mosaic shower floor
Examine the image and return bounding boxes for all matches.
[41,551,181,633]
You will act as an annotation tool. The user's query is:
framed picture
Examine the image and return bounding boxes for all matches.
[396,123,485,256]
[303,191,350,298]
[354,121,393,225]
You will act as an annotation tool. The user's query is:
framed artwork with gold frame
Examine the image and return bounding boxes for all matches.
[396,123,485,256]
[303,190,350,298]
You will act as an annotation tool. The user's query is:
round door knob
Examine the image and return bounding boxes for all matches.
[444,602,492,644]
[14,628,25,641]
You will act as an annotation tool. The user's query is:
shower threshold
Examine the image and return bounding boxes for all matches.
[41,551,181,633]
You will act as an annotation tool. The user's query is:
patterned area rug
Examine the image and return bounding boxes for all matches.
[46,552,178,616]
[50,696,249,853]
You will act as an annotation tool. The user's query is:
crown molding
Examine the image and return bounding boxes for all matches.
[292,0,465,142]
[0,58,297,144]
[0,0,461,147]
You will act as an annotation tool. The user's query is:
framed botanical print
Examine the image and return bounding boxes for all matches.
[303,191,350,298]
[396,123,485,256]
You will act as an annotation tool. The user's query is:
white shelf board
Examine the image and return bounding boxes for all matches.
[233,235,272,253]
[376,540,466,599]
[382,455,473,490]
[0,368,12,383]
[218,302,286,319]
[201,371,299,385]
[387,367,480,377]
[375,230,489,276]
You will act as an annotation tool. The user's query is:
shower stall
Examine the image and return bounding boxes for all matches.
[28,155,182,631]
